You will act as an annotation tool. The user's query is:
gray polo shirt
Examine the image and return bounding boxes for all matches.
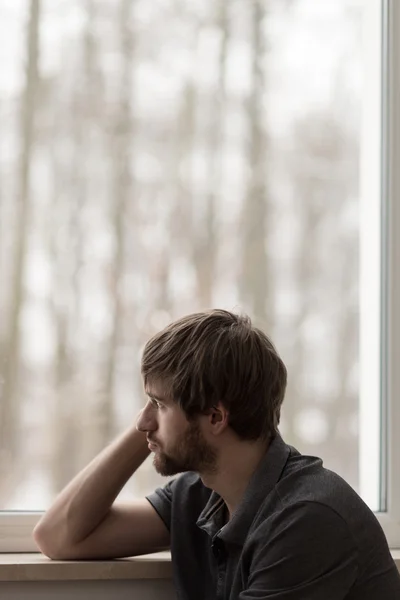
[146,434,400,599]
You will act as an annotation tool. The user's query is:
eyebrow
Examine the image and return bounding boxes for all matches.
[145,391,168,404]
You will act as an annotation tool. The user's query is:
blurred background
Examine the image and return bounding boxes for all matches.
[0,0,376,510]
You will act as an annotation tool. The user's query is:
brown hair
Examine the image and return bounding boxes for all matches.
[141,309,287,441]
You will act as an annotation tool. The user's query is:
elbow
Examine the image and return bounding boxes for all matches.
[32,522,55,558]
[32,522,69,560]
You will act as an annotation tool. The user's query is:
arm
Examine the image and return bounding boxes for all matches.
[33,418,170,560]
[239,502,358,600]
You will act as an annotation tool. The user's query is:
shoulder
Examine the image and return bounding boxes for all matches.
[242,501,359,596]
[255,499,353,542]
[251,453,388,570]
[248,500,357,571]
[277,447,370,518]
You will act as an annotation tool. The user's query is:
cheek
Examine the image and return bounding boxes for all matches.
[161,414,174,435]
[158,414,180,440]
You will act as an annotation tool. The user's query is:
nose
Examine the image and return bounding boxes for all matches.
[136,402,157,433]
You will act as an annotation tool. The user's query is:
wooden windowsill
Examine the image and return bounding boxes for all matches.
[0,551,172,582]
[0,550,398,583]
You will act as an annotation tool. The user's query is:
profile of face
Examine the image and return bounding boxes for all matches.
[136,385,218,477]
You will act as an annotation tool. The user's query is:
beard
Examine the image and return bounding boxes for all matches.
[152,419,218,477]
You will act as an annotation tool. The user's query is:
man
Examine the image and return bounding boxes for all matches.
[34,309,400,599]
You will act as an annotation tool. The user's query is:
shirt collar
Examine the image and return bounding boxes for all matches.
[196,433,290,545]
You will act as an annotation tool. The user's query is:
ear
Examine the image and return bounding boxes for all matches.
[208,403,229,434]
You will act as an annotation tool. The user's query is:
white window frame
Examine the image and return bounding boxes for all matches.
[374,0,400,550]
[1,0,400,553]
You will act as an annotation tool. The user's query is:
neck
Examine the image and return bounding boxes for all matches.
[201,437,269,520]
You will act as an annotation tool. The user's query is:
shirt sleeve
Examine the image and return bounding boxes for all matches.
[239,501,358,600]
[145,478,177,532]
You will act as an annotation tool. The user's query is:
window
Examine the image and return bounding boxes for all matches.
[1,0,399,552]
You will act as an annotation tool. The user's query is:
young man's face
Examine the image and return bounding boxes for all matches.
[136,381,218,477]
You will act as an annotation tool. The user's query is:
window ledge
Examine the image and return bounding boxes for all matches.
[0,551,172,582]
[0,551,398,583]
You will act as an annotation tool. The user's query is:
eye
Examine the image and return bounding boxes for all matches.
[149,397,162,409]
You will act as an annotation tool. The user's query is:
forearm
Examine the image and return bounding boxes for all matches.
[34,425,150,547]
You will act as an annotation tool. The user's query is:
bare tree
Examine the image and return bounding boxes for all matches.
[283,112,359,480]
[47,0,106,491]
[99,0,135,448]
[193,0,229,308]
[0,0,41,505]
[239,0,270,328]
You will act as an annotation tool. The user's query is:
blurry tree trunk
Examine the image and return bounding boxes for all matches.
[172,80,195,282]
[49,0,104,490]
[99,0,135,447]
[154,240,171,315]
[329,249,358,482]
[0,0,40,503]
[282,194,322,449]
[0,158,5,388]
[283,116,359,469]
[48,145,76,493]
[193,0,228,307]
[282,117,334,448]
[239,1,270,328]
